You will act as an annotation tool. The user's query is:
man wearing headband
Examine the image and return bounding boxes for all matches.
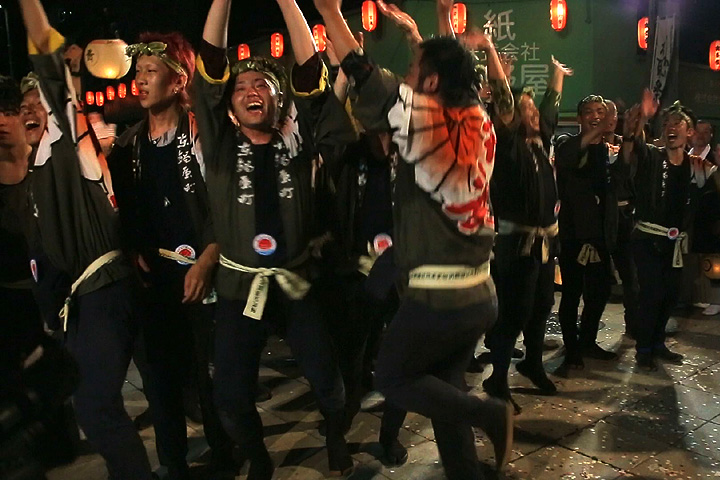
[555,94,620,370]
[482,55,572,412]
[108,32,236,480]
[18,72,47,148]
[0,75,46,376]
[17,0,153,478]
[621,93,718,371]
[194,0,356,477]
[316,0,516,477]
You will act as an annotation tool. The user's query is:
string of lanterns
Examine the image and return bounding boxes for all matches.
[84,81,138,107]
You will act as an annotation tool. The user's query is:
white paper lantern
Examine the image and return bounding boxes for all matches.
[84,39,132,79]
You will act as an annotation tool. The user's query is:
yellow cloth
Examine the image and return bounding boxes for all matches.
[61,250,122,331]
[635,221,688,268]
[158,248,197,265]
[497,220,559,264]
[195,54,230,85]
[408,262,491,290]
[219,254,311,320]
[27,28,65,55]
[577,244,601,266]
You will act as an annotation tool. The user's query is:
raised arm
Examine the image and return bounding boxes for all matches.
[547,55,573,97]
[377,0,423,52]
[202,0,232,48]
[465,31,513,125]
[436,0,454,37]
[277,0,317,65]
[621,90,657,164]
[17,0,53,54]
[314,0,362,62]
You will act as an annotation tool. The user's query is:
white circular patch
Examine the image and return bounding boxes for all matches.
[373,233,393,255]
[253,234,277,256]
[174,244,196,265]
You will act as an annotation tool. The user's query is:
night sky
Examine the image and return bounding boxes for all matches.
[0,0,719,78]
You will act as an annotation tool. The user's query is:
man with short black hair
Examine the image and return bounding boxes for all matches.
[555,94,620,369]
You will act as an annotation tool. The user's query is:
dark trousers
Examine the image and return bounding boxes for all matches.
[65,277,152,480]
[319,271,398,423]
[213,284,345,461]
[375,297,497,480]
[612,205,640,334]
[487,235,555,382]
[140,282,234,477]
[558,240,613,354]
[632,239,683,352]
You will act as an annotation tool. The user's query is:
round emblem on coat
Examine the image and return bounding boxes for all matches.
[554,201,561,218]
[667,228,679,240]
[373,233,393,255]
[174,244,196,265]
[253,234,277,256]
[30,259,38,282]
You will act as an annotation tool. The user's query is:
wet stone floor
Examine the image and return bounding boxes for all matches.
[48,293,720,479]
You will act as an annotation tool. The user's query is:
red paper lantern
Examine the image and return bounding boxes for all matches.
[550,0,568,32]
[118,83,127,99]
[638,17,649,50]
[96,91,105,107]
[452,3,467,35]
[270,33,284,58]
[313,24,327,52]
[131,80,139,96]
[711,40,720,71]
[85,91,95,105]
[237,44,250,60]
[362,1,377,32]
[106,85,115,101]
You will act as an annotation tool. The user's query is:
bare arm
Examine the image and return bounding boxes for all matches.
[377,0,423,51]
[202,0,232,48]
[326,37,349,103]
[17,0,53,53]
[277,0,317,65]
[464,31,513,125]
[437,0,454,37]
[547,55,573,97]
[314,0,359,63]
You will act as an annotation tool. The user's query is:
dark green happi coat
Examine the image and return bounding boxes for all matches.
[192,51,356,301]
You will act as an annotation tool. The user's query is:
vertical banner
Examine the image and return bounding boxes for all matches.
[650,16,676,100]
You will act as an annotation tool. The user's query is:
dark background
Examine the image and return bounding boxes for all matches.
[0,0,718,78]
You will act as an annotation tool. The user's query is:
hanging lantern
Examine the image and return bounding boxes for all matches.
[550,0,568,32]
[118,83,127,99]
[85,91,95,106]
[362,1,377,32]
[637,17,649,50]
[452,3,467,35]
[131,80,139,96]
[710,41,720,71]
[237,44,250,60]
[106,85,115,101]
[84,39,132,79]
[270,33,284,58]
[313,25,327,52]
[96,91,105,107]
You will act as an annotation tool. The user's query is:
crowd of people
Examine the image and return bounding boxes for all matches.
[1,0,718,479]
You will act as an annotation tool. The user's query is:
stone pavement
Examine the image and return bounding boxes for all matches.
[47,294,720,480]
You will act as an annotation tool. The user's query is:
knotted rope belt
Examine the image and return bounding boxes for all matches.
[497,220,558,264]
[219,253,311,320]
[635,221,688,268]
[408,261,491,289]
[60,250,122,331]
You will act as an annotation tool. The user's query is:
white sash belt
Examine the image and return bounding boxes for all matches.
[635,221,688,268]
[61,250,122,331]
[219,254,311,320]
[497,220,558,264]
[408,262,491,289]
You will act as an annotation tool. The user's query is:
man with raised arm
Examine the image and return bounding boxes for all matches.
[314,0,514,477]
[16,0,152,478]
[483,54,572,410]
[621,92,718,371]
[192,0,356,477]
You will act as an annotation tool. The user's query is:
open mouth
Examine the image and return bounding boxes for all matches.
[246,101,263,112]
[667,133,678,142]
[590,120,600,128]
[25,120,40,131]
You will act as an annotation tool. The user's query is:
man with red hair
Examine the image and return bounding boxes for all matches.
[109,32,236,479]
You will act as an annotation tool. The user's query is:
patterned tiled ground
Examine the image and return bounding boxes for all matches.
[48,293,720,479]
